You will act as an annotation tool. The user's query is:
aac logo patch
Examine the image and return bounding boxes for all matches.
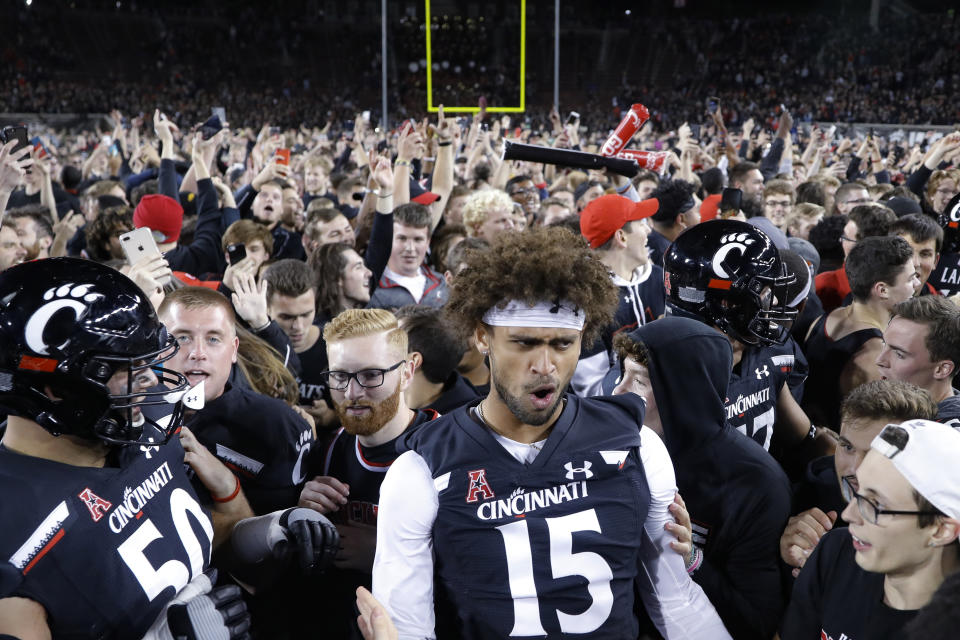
[465,469,495,503]
[78,487,112,522]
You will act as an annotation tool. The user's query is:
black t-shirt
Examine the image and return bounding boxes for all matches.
[296,330,329,407]
[781,527,918,639]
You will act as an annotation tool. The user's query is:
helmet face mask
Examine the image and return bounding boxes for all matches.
[84,338,190,446]
[664,220,797,347]
[0,258,191,446]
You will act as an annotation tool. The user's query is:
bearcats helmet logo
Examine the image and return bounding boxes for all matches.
[25,284,104,356]
[711,233,756,279]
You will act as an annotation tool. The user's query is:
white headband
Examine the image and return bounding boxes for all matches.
[482,299,585,330]
[786,274,812,309]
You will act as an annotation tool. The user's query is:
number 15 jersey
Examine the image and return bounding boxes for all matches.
[373,395,652,639]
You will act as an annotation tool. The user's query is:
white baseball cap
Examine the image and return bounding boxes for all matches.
[871,419,960,520]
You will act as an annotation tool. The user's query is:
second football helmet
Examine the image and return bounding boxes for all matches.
[663,219,796,346]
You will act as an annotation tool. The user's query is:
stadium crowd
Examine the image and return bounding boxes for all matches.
[1,3,960,640]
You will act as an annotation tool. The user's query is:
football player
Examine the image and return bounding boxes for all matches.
[0,258,336,639]
[663,219,828,459]
[372,227,730,639]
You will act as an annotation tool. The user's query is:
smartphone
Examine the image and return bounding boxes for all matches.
[689,124,702,140]
[1,126,29,154]
[826,124,837,139]
[719,188,743,219]
[566,111,580,125]
[226,243,247,265]
[200,114,223,140]
[706,97,720,114]
[211,106,226,123]
[120,228,172,285]
[274,148,291,166]
[361,110,371,124]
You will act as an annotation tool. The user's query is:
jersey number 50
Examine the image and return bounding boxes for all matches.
[117,488,214,601]
[496,508,614,636]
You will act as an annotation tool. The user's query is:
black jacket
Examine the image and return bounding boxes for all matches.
[628,317,792,640]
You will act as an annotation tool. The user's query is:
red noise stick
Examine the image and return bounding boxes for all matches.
[616,148,669,173]
[600,104,650,157]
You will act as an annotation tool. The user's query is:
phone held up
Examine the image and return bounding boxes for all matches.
[0,125,29,154]
[119,228,173,285]
[226,243,247,265]
[719,188,743,219]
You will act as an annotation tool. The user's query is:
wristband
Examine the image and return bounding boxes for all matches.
[374,190,393,198]
[212,475,242,503]
[806,423,818,440]
[395,159,411,167]
[251,319,271,332]
[685,547,703,574]
[438,140,453,147]
[535,182,547,190]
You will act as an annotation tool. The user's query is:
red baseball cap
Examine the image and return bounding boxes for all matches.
[579,194,659,249]
[133,194,184,244]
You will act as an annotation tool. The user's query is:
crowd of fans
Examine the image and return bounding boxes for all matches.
[4,4,959,129]
[1,3,960,639]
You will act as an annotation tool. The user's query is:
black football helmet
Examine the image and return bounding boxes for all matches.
[0,258,189,445]
[938,192,960,254]
[663,219,796,346]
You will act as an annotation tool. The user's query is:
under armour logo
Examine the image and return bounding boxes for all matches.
[564,461,594,480]
[755,365,769,379]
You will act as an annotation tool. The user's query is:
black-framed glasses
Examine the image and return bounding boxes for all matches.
[841,477,940,525]
[320,360,405,390]
[840,235,857,243]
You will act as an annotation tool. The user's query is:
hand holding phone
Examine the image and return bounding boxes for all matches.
[120,228,172,285]
[274,148,290,166]
[719,188,743,219]
[1,126,29,154]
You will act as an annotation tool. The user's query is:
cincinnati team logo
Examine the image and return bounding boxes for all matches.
[465,469,495,503]
[78,487,112,522]
[25,283,104,356]
[711,233,756,279]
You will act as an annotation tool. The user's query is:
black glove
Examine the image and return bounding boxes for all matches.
[143,570,251,640]
[279,507,340,574]
[231,508,339,575]
[167,583,250,640]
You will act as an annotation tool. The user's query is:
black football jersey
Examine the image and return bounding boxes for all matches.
[0,439,213,639]
[319,408,439,526]
[928,252,960,296]
[406,395,651,639]
[726,344,797,450]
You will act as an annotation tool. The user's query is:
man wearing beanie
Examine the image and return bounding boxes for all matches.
[781,419,960,638]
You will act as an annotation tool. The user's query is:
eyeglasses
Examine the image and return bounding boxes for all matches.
[841,477,940,525]
[320,360,405,390]
[765,200,792,209]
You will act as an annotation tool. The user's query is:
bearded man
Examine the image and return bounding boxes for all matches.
[297,308,438,638]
